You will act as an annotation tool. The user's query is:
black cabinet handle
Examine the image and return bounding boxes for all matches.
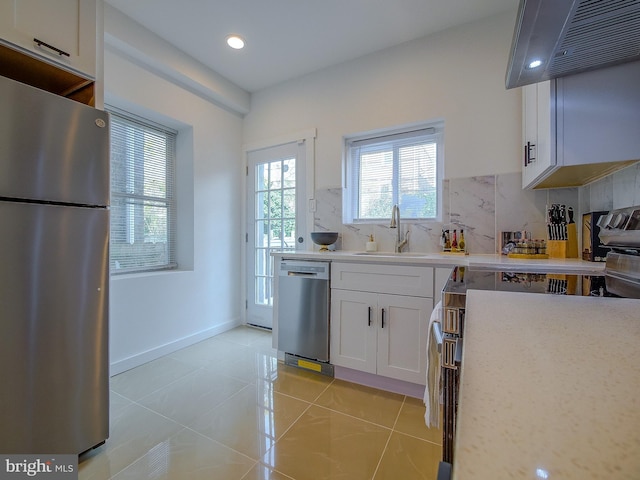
[34,38,70,57]
[524,141,536,166]
[381,308,385,328]
[368,306,372,326]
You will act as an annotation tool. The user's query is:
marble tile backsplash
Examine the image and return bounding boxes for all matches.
[313,161,638,254]
[313,172,580,254]
[580,162,640,212]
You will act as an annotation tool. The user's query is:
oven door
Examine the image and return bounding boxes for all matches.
[605,252,640,298]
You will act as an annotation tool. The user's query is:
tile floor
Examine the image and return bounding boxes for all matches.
[79,326,442,480]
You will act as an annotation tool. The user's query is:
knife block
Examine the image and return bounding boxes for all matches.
[547,273,579,295]
[547,223,578,258]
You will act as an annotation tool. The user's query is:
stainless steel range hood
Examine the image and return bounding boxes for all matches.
[506,0,640,89]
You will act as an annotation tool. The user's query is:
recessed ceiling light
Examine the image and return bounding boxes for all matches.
[527,59,543,69]
[226,35,245,50]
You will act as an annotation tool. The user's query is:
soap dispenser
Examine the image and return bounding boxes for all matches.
[366,234,377,252]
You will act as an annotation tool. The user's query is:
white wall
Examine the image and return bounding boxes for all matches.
[243,11,521,187]
[104,8,246,374]
[104,8,522,372]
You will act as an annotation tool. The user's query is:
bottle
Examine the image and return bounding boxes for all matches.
[458,229,465,252]
[366,234,377,252]
[444,230,451,250]
[451,230,458,251]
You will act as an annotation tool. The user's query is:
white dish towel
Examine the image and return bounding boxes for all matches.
[424,300,442,428]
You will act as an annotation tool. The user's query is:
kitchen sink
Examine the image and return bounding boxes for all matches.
[353,252,427,258]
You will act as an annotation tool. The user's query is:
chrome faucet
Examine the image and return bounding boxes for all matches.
[389,204,409,253]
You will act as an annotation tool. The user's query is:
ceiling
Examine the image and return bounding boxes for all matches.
[104,0,518,93]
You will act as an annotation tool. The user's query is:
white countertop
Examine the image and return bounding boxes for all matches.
[454,290,640,479]
[272,251,606,275]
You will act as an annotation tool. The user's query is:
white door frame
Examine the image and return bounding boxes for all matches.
[242,129,316,330]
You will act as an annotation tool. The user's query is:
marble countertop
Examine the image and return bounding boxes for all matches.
[454,290,640,479]
[272,251,606,275]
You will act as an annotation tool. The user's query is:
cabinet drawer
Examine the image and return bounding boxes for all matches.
[331,262,433,297]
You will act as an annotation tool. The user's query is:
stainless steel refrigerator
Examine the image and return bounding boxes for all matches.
[0,75,110,454]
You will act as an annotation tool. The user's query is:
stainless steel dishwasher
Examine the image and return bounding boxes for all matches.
[277,260,332,374]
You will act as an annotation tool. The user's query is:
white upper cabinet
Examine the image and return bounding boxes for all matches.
[522,61,640,189]
[522,81,555,189]
[0,0,97,79]
[556,61,640,170]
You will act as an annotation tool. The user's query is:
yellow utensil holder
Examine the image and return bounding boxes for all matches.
[547,223,578,258]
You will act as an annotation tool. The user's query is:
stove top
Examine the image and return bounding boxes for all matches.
[443,267,608,298]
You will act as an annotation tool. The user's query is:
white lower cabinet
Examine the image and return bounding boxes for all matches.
[330,289,378,374]
[330,262,433,385]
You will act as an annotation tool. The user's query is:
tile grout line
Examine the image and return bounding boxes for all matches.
[370,424,395,479]
[311,375,336,403]
[104,396,263,480]
[97,328,443,480]
[391,396,444,447]
[310,402,393,430]
[180,424,258,464]
[371,395,416,480]
[257,400,315,480]
[110,360,212,404]
[390,396,406,431]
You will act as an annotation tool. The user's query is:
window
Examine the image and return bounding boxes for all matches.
[108,107,177,273]
[344,122,443,223]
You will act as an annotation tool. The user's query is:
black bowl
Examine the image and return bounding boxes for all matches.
[310,232,339,250]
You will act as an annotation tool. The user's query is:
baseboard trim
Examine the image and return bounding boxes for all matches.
[334,366,426,399]
[110,319,242,376]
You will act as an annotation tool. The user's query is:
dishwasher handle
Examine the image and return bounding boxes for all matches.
[287,271,319,277]
[279,260,330,280]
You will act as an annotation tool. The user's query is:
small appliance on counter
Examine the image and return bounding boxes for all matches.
[598,205,640,298]
[582,211,609,261]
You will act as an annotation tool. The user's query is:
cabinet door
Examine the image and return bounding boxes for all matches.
[330,289,377,374]
[522,81,556,188]
[377,294,431,385]
[0,0,97,78]
[557,60,640,167]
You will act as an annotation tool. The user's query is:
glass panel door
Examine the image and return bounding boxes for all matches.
[246,142,306,328]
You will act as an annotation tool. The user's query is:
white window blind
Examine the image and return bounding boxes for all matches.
[108,107,177,274]
[345,123,443,222]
